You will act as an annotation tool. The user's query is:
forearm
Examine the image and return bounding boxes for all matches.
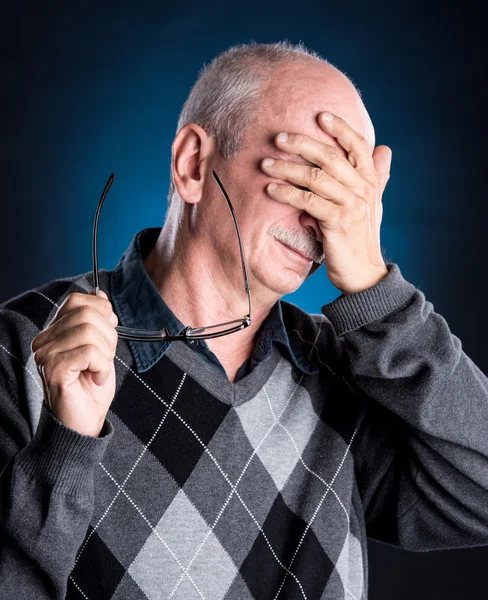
[0,406,113,599]
[323,263,488,550]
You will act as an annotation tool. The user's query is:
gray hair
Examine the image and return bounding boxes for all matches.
[167,41,360,203]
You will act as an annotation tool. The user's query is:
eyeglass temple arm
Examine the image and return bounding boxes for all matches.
[93,171,251,321]
[92,173,115,295]
[211,171,252,319]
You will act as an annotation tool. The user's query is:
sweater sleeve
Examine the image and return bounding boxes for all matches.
[321,262,488,552]
[0,316,114,599]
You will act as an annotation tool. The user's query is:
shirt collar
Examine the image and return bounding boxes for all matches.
[110,228,317,376]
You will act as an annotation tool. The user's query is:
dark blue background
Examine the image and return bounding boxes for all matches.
[2,0,487,597]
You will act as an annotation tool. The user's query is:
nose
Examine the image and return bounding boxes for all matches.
[299,211,323,244]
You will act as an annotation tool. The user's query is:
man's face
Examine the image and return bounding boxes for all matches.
[207,59,375,303]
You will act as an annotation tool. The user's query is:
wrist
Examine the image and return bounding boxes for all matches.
[340,266,389,296]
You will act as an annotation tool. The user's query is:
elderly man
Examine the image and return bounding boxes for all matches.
[1,41,488,600]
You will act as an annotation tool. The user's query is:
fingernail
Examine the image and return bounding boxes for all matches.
[99,290,108,298]
[110,312,118,324]
[263,158,275,167]
[277,132,288,143]
[268,183,278,192]
[321,112,333,121]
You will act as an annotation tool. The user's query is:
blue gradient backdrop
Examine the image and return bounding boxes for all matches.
[1,1,487,598]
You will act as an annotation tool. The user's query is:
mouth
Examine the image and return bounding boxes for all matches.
[277,240,313,262]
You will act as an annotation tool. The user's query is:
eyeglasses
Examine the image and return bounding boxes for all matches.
[92,171,252,342]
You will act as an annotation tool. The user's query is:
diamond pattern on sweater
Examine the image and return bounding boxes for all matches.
[112,572,150,599]
[182,407,281,569]
[128,489,237,600]
[333,531,364,600]
[66,528,125,599]
[110,356,230,488]
[239,492,334,599]
[235,359,319,491]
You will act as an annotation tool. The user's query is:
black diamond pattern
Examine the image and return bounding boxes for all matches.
[67,527,125,599]
[112,357,230,487]
[240,493,334,599]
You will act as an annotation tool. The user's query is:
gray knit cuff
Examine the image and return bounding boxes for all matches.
[320,263,417,337]
[15,405,114,496]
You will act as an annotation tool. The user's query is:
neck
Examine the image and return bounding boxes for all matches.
[143,214,277,381]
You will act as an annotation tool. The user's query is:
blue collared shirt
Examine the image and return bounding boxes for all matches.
[110,228,317,380]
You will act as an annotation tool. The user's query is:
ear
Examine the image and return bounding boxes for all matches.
[171,123,216,204]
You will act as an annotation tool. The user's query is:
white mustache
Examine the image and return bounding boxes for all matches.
[268,225,325,264]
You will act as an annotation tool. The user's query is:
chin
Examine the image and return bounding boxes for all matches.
[254,264,308,298]
[249,241,316,299]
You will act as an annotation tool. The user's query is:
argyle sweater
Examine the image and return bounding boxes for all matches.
[1,265,488,600]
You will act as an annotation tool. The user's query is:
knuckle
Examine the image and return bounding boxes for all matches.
[63,292,83,309]
[78,344,96,363]
[284,185,296,200]
[92,292,111,309]
[323,146,341,162]
[75,321,97,341]
[303,190,317,207]
[280,160,292,175]
[62,293,75,307]
[88,343,99,359]
[309,167,327,185]
[78,304,97,321]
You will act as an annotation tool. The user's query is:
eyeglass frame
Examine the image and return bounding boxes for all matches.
[92,171,252,342]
